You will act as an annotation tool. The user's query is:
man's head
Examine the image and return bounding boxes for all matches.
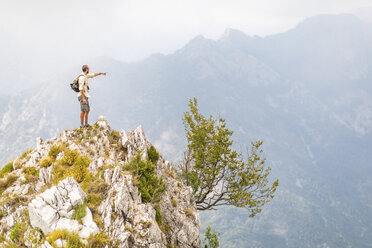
[82,65,90,74]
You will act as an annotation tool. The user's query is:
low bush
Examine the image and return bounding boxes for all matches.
[23,166,39,183]
[184,209,194,218]
[0,174,18,194]
[61,149,80,166]
[47,229,85,247]
[171,199,178,207]
[72,156,91,183]
[48,145,62,159]
[147,145,159,164]
[125,152,165,203]
[10,221,27,242]
[87,231,113,247]
[20,149,32,159]
[154,205,162,226]
[0,162,14,178]
[108,130,121,144]
[39,156,54,168]
[51,149,91,184]
[72,203,87,224]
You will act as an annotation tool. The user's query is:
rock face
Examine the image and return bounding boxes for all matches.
[0,116,200,247]
[28,177,99,238]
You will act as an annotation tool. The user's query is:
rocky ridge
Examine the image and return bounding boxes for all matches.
[0,116,200,247]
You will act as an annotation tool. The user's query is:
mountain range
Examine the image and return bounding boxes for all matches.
[1,13,372,247]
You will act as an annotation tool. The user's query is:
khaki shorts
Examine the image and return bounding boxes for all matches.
[78,96,90,112]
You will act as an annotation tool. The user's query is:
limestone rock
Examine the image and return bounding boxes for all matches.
[122,125,151,160]
[28,177,98,237]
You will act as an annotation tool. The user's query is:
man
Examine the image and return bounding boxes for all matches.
[78,65,107,128]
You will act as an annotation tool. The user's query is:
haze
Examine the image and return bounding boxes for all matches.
[1,0,372,93]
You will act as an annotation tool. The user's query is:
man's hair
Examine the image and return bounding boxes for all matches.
[82,65,89,72]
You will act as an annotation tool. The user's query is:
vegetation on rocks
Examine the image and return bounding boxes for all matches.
[125,150,165,204]
[0,174,18,194]
[51,149,91,184]
[0,162,13,178]
[72,202,87,223]
[47,229,85,248]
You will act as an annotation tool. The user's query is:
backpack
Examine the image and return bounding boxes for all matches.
[70,74,84,93]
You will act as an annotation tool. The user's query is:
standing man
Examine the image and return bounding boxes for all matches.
[78,65,107,128]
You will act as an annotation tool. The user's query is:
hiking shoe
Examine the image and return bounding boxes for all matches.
[84,123,90,128]
[80,124,84,128]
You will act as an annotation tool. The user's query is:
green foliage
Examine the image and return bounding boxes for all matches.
[0,162,14,178]
[0,211,3,218]
[182,98,278,214]
[87,231,113,247]
[154,205,162,225]
[0,174,18,194]
[203,226,220,248]
[23,166,39,183]
[125,152,166,203]
[20,149,32,159]
[72,156,91,183]
[39,156,54,168]
[49,145,62,159]
[51,149,91,184]
[108,130,121,144]
[10,222,27,242]
[61,149,80,166]
[147,145,159,164]
[184,208,194,218]
[47,229,85,248]
[171,198,178,207]
[72,203,87,223]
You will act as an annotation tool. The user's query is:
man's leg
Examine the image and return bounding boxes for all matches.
[85,111,89,125]
[80,111,85,126]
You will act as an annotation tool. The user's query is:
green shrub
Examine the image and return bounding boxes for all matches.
[87,231,112,247]
[0,174,18,194]
[0,162,14,178]
[72,203,87,223]
[10,222,27,241]
[126,152,166,203]
[154,205,162,226]
[47,229,85,248]
[203,226,220,248]
[61,150,80,166]
[147,145,159,164]
[39,156,54,168]
[72,156,91,183]
[171,199,178,207]
[184,209,194,218]
[49,145,62,159]
[23,166,39,183]
[20,149,32,159]
[108,130,121,144]
[51,150,91,184]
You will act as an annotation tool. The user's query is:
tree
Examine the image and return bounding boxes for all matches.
[181,98,278,216]
[203,226,220,248]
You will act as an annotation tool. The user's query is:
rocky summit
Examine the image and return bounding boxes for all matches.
[0,116,200,248]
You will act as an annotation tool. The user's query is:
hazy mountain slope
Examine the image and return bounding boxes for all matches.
[1,13,372,247]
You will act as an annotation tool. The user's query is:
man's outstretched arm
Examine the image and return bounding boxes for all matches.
[93,72,107,77]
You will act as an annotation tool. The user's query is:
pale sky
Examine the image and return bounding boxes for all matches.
[0,0,372,92]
